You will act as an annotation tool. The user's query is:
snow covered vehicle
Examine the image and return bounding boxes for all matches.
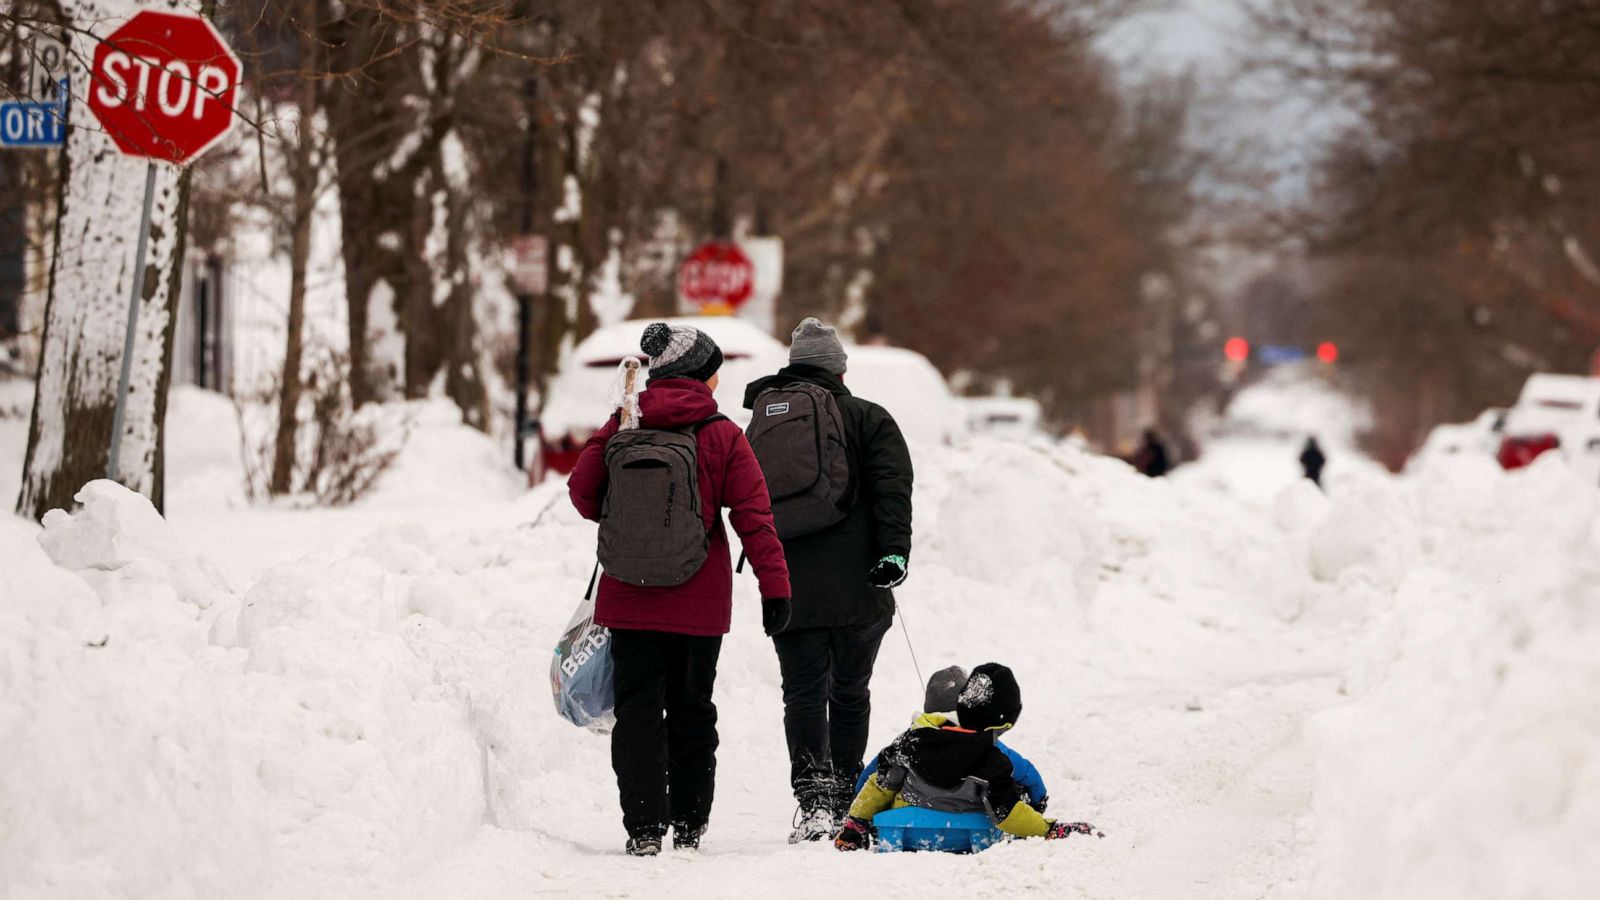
[1495,374,1600,479]
[533,316,787,478]
[1409,407,1505,470]
[843,344,967,446]
[961,396,1043,440]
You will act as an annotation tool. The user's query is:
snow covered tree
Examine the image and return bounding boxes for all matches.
[17,0,196,519]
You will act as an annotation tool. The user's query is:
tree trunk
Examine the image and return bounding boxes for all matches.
[271,16,318,496]
[18,0,190,519]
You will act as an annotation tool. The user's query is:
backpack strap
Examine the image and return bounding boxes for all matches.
[663,413,727,434]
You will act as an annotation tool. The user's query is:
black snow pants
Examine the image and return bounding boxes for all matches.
[609,628,723,839]
[771,617,891,816]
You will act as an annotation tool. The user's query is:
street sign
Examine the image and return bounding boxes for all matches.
[508,234,549,295]
[679,240,754,314]
[0,83,67,148]
[29,35,67,102]
[87,10,241,165]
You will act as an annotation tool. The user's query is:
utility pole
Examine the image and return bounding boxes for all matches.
[710,155,731,240]
[513,70,542,473]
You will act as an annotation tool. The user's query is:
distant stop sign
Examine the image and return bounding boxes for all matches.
[679,241,755,313]
[88,11,240,164]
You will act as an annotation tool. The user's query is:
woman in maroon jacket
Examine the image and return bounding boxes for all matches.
[568,322,791,857]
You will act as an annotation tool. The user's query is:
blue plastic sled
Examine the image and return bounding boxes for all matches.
[872,808,1007,854]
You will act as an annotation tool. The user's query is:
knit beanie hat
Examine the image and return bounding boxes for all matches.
[923,665,969,714]
[641,322,723,382]
[957,663,1022,733]
[789,317,847,375]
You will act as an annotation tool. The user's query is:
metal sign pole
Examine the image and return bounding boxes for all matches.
[107,161,158,481]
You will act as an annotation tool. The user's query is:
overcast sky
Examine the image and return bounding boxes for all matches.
[1098,0,1358,205]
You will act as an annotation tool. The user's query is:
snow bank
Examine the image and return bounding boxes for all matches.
[1299,454,1600,898]
[1,482,498,897]
[164,386,251,514]
[361,399,523,509]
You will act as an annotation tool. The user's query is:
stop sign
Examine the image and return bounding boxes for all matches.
[679,241,755,312]
[88,11,240,164]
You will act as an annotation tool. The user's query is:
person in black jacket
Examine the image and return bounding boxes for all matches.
[1300,436,1327,488]
[1131,428,1171,477]
[744,318,914,843]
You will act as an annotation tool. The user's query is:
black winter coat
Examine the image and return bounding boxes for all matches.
[879,723,1026,816]
[743,365,914,632]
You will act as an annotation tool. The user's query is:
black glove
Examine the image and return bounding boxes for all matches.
[1045,820,1103,840]
[762,597,792,636]
[834,816,871,851]
[867,555,908,589]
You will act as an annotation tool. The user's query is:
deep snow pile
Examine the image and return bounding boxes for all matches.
[3,433,1339,899]
[1292,453,1600,898]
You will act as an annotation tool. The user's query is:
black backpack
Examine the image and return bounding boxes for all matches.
[747,382,852,539]
[598,415,724,587]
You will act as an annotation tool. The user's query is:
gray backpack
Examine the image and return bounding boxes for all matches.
[747,383,852,539]
[598,415,724,587]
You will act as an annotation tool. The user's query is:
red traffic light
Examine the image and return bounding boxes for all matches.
[1316,341,1339,363]
[1224,337,1250,362]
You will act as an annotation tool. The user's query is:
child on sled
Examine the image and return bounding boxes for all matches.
[834,663,1100,850]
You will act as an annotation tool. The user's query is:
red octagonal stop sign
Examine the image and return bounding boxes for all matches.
[679,241,755,313]
[88,11,240,165]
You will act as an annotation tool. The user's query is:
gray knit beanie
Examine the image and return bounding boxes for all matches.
[923,665,969,714]
[641,322,723,382]
[789,317,848,375]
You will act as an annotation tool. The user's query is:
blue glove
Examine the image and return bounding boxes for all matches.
[867,555,908,589]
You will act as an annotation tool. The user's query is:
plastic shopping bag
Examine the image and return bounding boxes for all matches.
[550,566,615,732]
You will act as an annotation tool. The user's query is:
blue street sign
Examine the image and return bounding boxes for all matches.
[1,77,68,149]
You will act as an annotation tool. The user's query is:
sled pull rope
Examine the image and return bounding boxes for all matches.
[897,604,925,689]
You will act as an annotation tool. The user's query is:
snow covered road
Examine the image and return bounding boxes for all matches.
[4,389,1597,898]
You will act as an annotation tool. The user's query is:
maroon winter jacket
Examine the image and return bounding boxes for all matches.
[568,378,791,636]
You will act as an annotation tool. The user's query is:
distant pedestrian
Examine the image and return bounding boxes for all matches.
[1300,436,1327,487]
[1131,428,1171,478]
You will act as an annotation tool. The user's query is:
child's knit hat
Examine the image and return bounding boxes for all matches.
[957,663,1022,732]
[923,666,968,714]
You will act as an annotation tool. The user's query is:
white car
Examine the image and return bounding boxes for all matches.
[1496,374,1600,482]
[535,316,787,477]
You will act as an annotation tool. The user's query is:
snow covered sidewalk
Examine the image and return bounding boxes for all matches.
[4,421,1597,898]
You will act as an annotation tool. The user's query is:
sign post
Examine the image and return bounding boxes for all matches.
[678,240,755,315]
[86,10,240,480]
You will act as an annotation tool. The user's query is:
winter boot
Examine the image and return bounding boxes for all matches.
[788,804,837,844]
[672,822,707,851]
[625,833,663,857]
